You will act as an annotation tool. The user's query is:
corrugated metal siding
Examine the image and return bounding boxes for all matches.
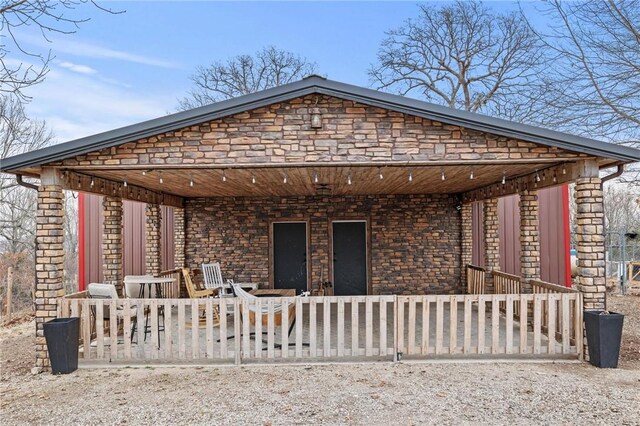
[498,195,521,276]
[79,194,175,289]
[471,201,485,266]
[471,186,568,286]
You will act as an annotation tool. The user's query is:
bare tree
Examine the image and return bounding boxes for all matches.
[1,0,122,100]
[526,0,640,143]
[178,46,317,110]
[604,185,640,234]
[369,1,545,118]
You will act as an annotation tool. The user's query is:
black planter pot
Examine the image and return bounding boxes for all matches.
[43,317,80,374]
[584,310,624,368]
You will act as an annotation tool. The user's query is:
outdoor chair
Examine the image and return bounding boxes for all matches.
[181,267,221,325]
[87,283,138,343]
[201,262,258,297]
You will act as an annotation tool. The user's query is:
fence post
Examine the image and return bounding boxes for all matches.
[393,295,399,362]
[5,267,13,321]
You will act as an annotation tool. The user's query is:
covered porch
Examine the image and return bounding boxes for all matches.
[2,76,636,369]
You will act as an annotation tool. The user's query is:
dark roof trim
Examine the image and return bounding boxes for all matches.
[2,76,639,172]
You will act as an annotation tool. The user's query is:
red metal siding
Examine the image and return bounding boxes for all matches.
[78,193,175,289]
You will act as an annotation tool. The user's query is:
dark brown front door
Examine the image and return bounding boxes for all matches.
[332,221,367,296]
[273,222,308,294]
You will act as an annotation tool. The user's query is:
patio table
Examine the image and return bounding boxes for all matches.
[124,276,176,346]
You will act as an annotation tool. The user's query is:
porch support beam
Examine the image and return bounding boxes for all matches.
[145,203,162,275]
[174,207,186,268]
[575,160,605,311]
[35,168,65,371]
[102,196,124,295]
[483,198,500,293]
[519,189,540,292]
[60,170,183,208]
[460,202,473,288]
[462,162,580,203]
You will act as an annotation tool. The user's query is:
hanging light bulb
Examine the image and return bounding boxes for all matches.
[90,176,95,187]
[469,168,474,180]
[553,172,557,183]
[252,174,256,184]
[222,169,227,182]
[159,172,163,184]
[378,167,384,180]
[77,177,81,188]
[283,170,288,184]
[502,172,506,185]
[142,170,146,176]
[441,168,446,181]
[189,174,194,187]
[313,170,319,183]
[347,173,352,185]
[408,170,413,182]
[123,177,128,188]
[535,171,541,182]
[562,164,566,175]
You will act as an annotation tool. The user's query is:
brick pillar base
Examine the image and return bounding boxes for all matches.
[103,196,123,294]
[35,185,65,369]
[519,189,540,293]
[145,203,162,275]
[483,198,500,293]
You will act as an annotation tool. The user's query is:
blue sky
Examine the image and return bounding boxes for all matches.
[18,1,542,142]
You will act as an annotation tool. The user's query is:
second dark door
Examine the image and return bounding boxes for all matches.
[273,222,308,294]
[332,221,367,296]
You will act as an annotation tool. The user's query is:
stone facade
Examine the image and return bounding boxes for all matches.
[35,185,65,369]
[58,95,585,169]
[102,196,123,294]
[483,198,500,292]
[145,203,162,275]
[184,194,461,295]
[519,189,540,291]
[575,177,606,310]
[460,203,473,284]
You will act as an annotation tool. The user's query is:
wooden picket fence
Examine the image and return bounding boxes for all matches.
[466,265,486,294]
[57,292,582,365]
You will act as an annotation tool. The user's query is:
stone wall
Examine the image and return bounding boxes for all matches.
[145,203,162,275]
[59,95,584,168]
[184,194,461,295]
[483,198,500,293]
[102,196,123,293]
[519,189,540,290]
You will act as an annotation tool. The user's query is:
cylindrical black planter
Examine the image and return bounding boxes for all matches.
[584,311,624,368]
[43,317,80,374]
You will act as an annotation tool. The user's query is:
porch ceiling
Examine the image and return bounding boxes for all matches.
[81,162,557,198]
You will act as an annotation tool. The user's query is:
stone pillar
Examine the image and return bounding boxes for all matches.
[145,203,162,275]
[102,196,123,295]
[575,177,606,310]
[519,189,540,292]
[483,198,500,293]
[174,207,185,268]
[461,202,473,287]
[35,183,65,370]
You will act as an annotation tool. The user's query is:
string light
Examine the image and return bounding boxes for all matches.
[142,171,146,176]
[77,177,81,188]
[469,168,474,180]
[159,172,163,184]
[189,174,194,187]
[252,174,256,184]
[535,171,541,182]
[283,170,288,184]
[347,173,352,185]
[378,167,383,180]
[408,170,413,182]
[123,176,128,187]
[441,168,446,181]
[222,169,227,182]
[90,177,95,187]
[562,164,566,175]
[553,172,557,183]
[313,170,319,183]
[502,172,506,185]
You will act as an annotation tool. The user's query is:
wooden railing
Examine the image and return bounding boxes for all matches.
[531,280,577,294]
[396,293,582,358]
[466,265,486,294]
[531,280,579,343]
[493,271,522,294]
[57,292,582,364]
[157,269,182,299]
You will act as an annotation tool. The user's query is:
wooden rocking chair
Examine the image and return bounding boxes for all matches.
[181,267,221,326]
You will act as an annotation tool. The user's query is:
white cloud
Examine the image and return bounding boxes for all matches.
[23,67,180,142]
[57,61,97,75]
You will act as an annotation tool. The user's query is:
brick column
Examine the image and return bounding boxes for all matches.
[145,203,162,275]
[575,177,606,310]
[35,184,65,370]
[461,202,473,287]
[519,189,540,292]
[102,196,123,294]
[174,207,185,268]
[483,198,500,293]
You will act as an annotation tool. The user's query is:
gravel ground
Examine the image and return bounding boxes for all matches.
[1,295,639,425]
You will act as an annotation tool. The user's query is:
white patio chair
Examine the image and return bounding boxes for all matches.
[202,262,258,298]
[87,283,137,343]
